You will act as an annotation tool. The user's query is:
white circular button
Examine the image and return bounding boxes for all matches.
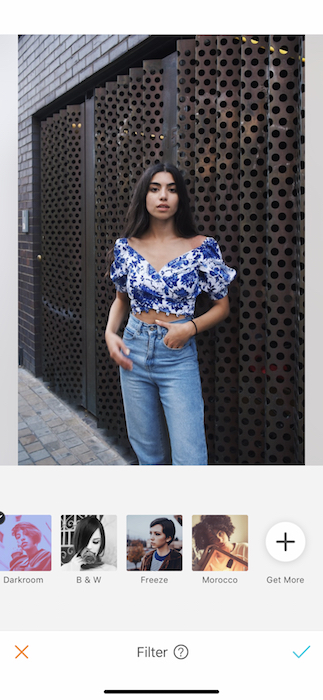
[266,522,306,562]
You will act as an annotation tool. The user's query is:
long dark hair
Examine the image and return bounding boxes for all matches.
[106,163,197,270]
[73,516,105,558]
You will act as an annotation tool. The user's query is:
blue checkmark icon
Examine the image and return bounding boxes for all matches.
[293,646,310,658]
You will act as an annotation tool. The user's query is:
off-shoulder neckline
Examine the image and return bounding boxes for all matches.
[122,236,214,274]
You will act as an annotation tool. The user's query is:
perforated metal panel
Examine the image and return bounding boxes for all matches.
[177,39,196,202]
[41,35,304,464]
[94,84,127,439]
[143,59,165,168]
[194,36,241,463]
[41,106,85,403]
[128,67,145,191]
[265,35,305,464]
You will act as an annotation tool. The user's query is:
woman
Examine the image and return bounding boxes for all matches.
[140,518,182,571]
[105,163,236,465]
[62,516,116,571]
[192,515,248,572]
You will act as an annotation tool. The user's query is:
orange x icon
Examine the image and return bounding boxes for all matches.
[15,645,29,659]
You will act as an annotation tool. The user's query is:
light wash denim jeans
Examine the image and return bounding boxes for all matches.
[119,315,208,466]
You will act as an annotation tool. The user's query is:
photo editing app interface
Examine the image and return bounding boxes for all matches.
[0,466,321,699]
[8,30,323,699]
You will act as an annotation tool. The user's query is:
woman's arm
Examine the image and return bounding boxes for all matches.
[192,296,230,333]
[105,292,133,370]
[156,296,230,349]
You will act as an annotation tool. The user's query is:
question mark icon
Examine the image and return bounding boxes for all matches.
[174,644,189,659]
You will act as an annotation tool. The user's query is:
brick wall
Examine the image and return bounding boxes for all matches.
[18,34,149,374]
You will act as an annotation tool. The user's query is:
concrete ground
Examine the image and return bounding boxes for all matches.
[18,368,135,466]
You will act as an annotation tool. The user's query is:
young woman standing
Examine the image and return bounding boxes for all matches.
[105,163,236,465]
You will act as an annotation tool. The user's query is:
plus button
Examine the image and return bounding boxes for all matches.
[266,522,306,562]
[276,532,295,552]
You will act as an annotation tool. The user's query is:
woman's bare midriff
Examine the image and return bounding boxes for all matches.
[134,310,187,324]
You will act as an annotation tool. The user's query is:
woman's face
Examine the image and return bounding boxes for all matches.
[81,527,102,557]
[149,524,169,549]
[145,171,179,221]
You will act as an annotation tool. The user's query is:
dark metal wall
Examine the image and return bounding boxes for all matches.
[41,106,85,404]
[41,35,304,465]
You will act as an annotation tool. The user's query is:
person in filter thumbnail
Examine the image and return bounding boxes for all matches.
[193,515,248,571]
[140,517,182,571]
[10,522,51,571]
[62,516,116,571]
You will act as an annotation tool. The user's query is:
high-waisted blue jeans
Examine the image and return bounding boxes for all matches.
[119,315,208,466]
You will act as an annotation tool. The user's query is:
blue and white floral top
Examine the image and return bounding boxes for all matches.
[110,237,236,317]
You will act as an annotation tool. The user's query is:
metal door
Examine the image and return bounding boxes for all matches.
[41,100,97,415]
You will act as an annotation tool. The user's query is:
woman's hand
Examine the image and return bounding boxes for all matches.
[155,320,195,348]
[155,298,230,349]
[105,330,133,370]
[105,293,132,369]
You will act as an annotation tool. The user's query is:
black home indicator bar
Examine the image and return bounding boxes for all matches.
[104,692,219,695]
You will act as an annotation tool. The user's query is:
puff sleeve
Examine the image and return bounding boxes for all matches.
[199,238,236,299]
[110,238,128,293]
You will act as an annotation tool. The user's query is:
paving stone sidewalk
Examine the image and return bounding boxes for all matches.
[18,368,134,466]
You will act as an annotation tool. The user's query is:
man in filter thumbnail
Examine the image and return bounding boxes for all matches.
[10,522,51,571]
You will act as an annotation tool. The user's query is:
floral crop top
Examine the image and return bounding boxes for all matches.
[110,237,237,317]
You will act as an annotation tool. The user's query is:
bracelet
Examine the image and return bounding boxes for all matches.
[190,319,198,335]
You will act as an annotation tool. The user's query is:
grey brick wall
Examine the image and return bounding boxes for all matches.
[18,34,149,374]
